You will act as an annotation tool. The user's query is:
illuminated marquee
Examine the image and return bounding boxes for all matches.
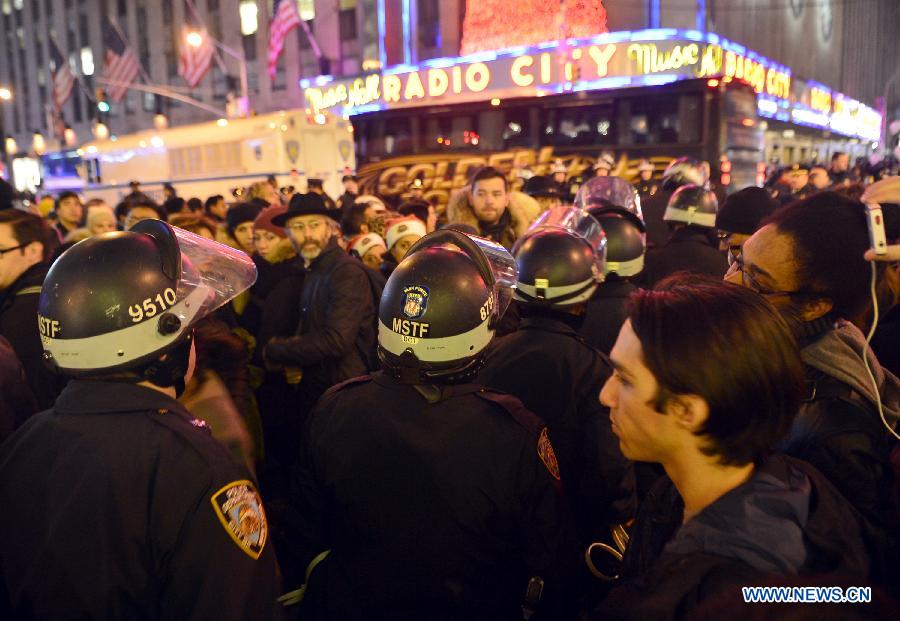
[302,31,793,116]
[301,28,878,142]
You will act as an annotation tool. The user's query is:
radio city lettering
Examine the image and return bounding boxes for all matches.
[627,43,700,74]
[304,37,792,116]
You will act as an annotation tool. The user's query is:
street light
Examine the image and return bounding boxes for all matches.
[154,112,169,130]
[0,87,11,101]
[64,125,77,147]
[184,29,249,118]
[0,86,10,186]
[93,121,109,140]
[5,137,16,155]
[186,31,204,48]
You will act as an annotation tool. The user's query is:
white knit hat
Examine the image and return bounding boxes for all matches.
[385,216,427,250]
[349,232,387,258]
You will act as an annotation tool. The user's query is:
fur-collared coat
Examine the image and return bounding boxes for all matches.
[445,187,541,249]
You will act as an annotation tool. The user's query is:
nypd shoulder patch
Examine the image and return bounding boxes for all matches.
[210,480,269,560]
[537,428,561,481]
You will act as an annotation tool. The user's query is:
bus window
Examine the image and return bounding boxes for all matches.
[501,108,533,149]
[384,117,413,156]
[423,114,479,150]
[626,94,700,145]
[545,103,616,147]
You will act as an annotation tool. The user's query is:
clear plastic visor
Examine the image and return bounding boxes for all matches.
[172,225,258,323]
[524,206,607,254]
[575,176,643,221]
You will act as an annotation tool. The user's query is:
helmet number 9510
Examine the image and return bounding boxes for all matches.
[129,288,177,323]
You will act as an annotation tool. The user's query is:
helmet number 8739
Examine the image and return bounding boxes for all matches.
[129,288,178,323]
[479,293,495,322]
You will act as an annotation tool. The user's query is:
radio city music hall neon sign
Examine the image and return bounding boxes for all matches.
[302,33,792,115]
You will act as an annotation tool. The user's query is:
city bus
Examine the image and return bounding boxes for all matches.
[48,109,356,205]
[301,28,880,209]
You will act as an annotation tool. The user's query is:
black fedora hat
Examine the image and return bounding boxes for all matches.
[272,192,339,226]
[522,175,562,199]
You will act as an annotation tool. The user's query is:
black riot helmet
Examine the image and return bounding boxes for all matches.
[378,229,516,384]
[587,207,647,278]
[38,220,257,389]
[661,156,708,191]
[663,184,719,228]
[513,206,606,307]
[575,175,643,221]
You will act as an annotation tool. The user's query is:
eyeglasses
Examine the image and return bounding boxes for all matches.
[0,242,27,256]
[287,220,324,233]
[728,249,815,298]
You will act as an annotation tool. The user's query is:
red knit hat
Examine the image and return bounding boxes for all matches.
[253,206,289,238]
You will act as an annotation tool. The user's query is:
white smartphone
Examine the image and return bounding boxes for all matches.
[865,202,888,256]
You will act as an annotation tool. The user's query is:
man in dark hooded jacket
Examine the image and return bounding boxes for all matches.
[594,277,884,620]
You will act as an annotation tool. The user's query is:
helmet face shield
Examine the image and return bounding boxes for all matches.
[170,224,258,321]
[575,177,643,221]
[39,220,257,375]
[520,206,607,268]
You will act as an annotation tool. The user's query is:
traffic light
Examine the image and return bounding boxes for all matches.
[96,89,109,113]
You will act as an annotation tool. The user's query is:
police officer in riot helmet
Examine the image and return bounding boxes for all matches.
[643,184,725,288]
[0,220,280,618]
[581,206,647,356]
[640,156,708,248]
[479,207,636,547]
[282,230,574,619]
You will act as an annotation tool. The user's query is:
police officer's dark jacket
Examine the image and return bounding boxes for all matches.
[264,240,375,399]
[597,455,881,621]
[283,371,574,620]
[642,227,726,289]
[636,189,672,249]
[0,380,280,619]
[0,262,64,409]
[479,312,636,542]
[580,279,639,356]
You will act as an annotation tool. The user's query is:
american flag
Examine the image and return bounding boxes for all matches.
[49,38,75,111]
[268,0,301,78]
[101,17,140,102]
[179,26,215,88]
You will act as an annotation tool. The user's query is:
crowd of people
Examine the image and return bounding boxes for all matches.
[0,152,899,620]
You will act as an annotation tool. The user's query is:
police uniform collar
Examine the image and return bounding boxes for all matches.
[519,313,581,335]
[52,379,191,416]
[595,279,637,298]
[668,226,716,245]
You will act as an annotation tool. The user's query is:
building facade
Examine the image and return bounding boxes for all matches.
[0,0,370,152]
[0,1,895,155]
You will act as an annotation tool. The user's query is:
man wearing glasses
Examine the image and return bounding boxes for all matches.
[714,186,779,268]
[0,210,63,410]
[262,193,376,478]
[725,191,899,538]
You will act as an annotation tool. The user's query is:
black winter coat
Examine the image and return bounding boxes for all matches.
[479,313,636,541]
[0,380,281,619]
[0,262,64,409]
[597,455,883,621]
[642,227,727,289]
[580,279,639,355]
[263,243,374,405]
[283,372,576,620]
[0,335,36,442]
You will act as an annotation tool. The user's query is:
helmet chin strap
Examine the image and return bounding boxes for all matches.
[138,331,194,397]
